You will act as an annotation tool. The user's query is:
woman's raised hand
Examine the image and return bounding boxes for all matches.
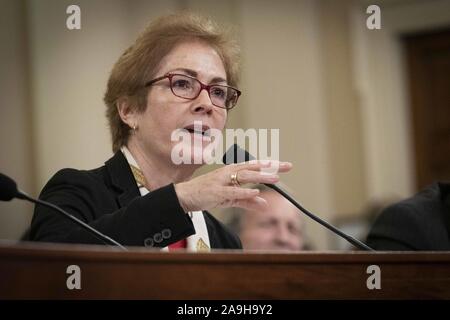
[174,160,292,212]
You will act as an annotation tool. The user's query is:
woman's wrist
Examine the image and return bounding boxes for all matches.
[174,182,190,213]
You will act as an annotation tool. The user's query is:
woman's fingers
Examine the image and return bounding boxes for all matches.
[231,196,268,212]
[234,170,279,185]
[224,160,292,185]
[234,160,293,173]
[222,186,259,200]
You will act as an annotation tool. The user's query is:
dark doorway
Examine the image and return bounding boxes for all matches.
[404,28,450,190]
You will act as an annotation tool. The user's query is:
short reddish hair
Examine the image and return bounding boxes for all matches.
[104,12,241,152]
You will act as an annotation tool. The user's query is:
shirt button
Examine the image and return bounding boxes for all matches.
[144,237,154,247]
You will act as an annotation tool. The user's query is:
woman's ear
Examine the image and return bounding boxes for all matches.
[116,97,137,129]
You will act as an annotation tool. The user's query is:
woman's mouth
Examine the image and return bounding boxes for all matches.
[183,123,211,137]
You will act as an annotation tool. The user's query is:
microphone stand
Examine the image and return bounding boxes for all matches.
[265,184,374,251]
[223,144,375,251]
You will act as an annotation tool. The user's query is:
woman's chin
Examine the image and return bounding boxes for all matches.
[190,145,210,165]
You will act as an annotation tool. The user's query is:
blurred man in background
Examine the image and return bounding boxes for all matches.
[228,185,306,251]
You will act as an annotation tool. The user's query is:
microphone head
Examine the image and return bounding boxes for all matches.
[0,173,19,201]
[222,144,256,164]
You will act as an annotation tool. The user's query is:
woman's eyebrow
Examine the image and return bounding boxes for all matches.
[210,76,227,84]
[169,68,227,84]
[169,67,197,77]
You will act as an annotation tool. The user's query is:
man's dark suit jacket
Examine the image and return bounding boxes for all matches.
[29,151,241,249]
[366,182,450,251]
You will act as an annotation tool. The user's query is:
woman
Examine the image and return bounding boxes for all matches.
[29,12,292,250]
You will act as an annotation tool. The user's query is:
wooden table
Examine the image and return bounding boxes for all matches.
[1,242,449,299]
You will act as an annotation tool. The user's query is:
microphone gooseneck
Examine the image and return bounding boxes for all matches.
[222,144,375,251]
[0,172,127,251]
[265,183,374,251]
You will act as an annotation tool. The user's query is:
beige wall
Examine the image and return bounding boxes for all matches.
[1,0,450,248]
[0,0,35,239]
[237,0,335,248]
[352,0,450,203]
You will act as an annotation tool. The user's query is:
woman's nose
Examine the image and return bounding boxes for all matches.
[191,89,214,114]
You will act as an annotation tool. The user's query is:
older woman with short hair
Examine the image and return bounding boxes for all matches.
[29,13,292,250]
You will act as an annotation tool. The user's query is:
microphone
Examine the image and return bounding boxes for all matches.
[0,173,127,251]
[222,144,374,251]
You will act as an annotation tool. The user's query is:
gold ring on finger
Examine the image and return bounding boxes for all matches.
[230,172,241,187]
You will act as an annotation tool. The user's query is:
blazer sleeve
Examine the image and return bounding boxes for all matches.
[29,168,195,247]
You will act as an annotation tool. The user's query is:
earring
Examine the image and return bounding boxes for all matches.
[132,124,138,133]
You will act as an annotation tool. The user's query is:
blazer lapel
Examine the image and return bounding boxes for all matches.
[204,213,219,248]
[105,151,141,207]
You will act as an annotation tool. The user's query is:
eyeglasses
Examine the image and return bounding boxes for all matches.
[145,73,241,110]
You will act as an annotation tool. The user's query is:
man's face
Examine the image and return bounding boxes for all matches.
[239,191,304,251]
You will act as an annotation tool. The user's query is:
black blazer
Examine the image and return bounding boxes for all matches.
[366,182,450,251]
[29,151,241,249]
